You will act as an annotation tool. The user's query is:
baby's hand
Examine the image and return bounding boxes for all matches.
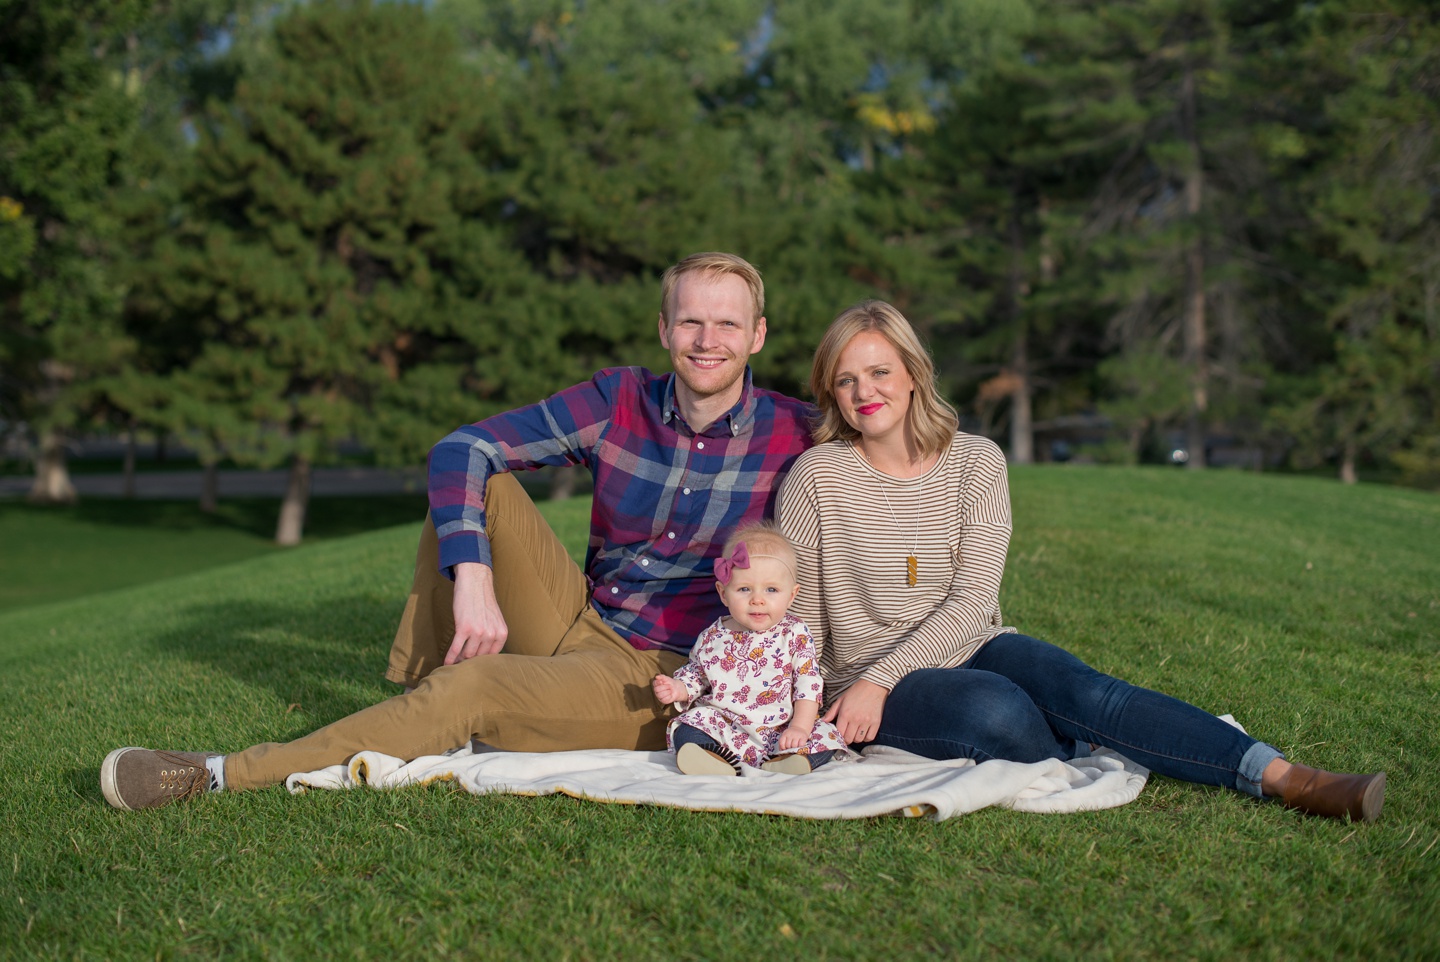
[777,723,809,752]
[652,674,682,705]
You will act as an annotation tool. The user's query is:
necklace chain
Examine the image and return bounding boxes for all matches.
[874,474,922,587]
[857,443,929,587]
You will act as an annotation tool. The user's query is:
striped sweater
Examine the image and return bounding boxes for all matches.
[776,433,1015,696]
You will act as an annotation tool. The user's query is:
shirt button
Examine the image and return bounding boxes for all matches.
[611,587,620,594]
[641,559,650,566]
[667,532,676,540]
[696,442,705,450]
[682,487,691,495]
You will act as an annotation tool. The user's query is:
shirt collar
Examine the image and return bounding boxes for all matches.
[661,367,757,437]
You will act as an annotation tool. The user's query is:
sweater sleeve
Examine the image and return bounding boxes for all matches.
[776,466,831,669]
[860,448,1013,691]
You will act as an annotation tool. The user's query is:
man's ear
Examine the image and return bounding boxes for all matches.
[658,312,671,349]
[749,315,768,355]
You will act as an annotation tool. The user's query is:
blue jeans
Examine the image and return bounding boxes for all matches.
[671,724,835,771]
[866,633,1282,797]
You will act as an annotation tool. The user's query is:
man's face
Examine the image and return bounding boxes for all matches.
[658,272,767,404]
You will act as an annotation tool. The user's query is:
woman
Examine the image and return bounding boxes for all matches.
[776,300,1386,821]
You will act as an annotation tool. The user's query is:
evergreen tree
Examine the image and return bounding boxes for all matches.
[111,0,283,506]
[1274,0,1439,485]
[148,0,526,543]
[0,0,145,501]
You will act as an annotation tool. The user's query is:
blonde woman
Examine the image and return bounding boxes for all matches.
[775,300,1387,821]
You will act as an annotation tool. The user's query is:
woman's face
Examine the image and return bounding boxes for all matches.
[831,330,915,444]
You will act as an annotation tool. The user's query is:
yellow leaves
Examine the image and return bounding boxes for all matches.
[0,197,22,222]
[853,93,936,137]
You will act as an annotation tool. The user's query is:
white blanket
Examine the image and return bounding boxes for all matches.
[286,743,1151,820]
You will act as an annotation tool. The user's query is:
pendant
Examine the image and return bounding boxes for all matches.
[906,555,918,587]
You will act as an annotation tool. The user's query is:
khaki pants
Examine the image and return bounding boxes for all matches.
[225,474,684,790]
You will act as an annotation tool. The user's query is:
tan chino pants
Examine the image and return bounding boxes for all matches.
[225,474,683,790]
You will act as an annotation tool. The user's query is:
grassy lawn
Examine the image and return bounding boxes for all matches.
[0,467,1435,959]
[0,487,591,614]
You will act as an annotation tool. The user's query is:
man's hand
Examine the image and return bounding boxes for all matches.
[652,674,686,706]
[822,678,889,745]
[444,562,509,664]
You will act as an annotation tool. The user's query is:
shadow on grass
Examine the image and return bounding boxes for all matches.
[0,494,429,541]
[147,592,405,737]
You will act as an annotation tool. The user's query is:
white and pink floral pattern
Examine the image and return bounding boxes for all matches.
[665,614,850,767]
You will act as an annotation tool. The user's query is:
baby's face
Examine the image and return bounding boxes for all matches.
[717,555,800,633]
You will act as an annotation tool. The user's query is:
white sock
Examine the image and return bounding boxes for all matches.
[205,755,227,792]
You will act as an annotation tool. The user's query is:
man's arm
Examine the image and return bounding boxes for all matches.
[428,371,620,577]
[444,562,509,663]
[429,371,624,662]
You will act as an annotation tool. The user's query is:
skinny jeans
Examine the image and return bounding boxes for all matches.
[225,474,684,790]
[865,633,1282,798]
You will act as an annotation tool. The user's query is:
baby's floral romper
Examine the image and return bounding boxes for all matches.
[665,613,849,767]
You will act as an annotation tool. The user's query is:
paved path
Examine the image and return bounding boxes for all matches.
[0,466,427,500]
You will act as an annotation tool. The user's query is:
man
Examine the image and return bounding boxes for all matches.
[101,252,815,809]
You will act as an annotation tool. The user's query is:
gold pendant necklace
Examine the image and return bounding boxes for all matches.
[875,477,922,587]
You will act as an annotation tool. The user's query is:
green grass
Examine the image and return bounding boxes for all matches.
[0,495,431,613]
[1,467,1436,959]
[0,490,592,614]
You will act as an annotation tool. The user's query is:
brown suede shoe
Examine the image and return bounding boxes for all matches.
[101,748,218,811]
[1280,764,1386,822]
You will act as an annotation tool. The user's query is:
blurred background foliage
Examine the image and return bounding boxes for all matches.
[2,0,1436,539]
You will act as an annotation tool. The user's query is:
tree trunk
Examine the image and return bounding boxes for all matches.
[28,429,78,504]
[1127,422,1147,466]
[1340,439,1358,484]
[1009,333,1034,464]
[1180,61,1208,470]
[275,454,312,546]
[549,464,578,500]
[200,460,219,513]
[1006,182,1034,464]
[122,427,137,499]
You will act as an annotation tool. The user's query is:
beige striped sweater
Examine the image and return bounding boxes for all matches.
[776,432,1015,697]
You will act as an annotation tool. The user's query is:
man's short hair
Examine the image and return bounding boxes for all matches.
[660,252,765,325]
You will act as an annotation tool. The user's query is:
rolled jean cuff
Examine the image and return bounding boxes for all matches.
[1236,741,1284,798]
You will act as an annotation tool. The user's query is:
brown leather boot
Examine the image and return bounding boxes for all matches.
[1279,764,1386,821]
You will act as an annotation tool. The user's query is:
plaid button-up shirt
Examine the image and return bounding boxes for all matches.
[428,366,814,654]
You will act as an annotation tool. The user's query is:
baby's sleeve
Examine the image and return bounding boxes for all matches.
[788,619,824,706]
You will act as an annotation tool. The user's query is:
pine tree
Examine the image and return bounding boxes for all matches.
[0,0,146,502]
[148,0,526,543]
[1276,1,1439,485]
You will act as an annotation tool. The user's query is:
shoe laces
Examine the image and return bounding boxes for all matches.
[155,752,209,799]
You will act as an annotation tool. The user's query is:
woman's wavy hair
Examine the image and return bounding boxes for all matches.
[809,300,958,457]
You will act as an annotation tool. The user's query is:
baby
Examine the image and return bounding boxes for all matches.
[652,521,848,775]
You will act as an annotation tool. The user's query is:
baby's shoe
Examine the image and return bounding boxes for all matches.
[760,753,812,775]
[676,742,741,776]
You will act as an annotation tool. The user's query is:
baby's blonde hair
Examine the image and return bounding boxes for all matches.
[719,521,797,580]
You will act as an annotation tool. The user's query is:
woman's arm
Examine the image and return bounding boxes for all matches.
[860,450,1012,690]
[776,470,830,664]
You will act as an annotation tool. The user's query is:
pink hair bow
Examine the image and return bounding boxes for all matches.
[714,542,750,585]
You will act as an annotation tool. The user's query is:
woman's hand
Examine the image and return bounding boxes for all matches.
[822,679,889,745]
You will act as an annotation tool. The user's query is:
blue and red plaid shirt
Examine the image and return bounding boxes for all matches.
[428,367,814,654]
